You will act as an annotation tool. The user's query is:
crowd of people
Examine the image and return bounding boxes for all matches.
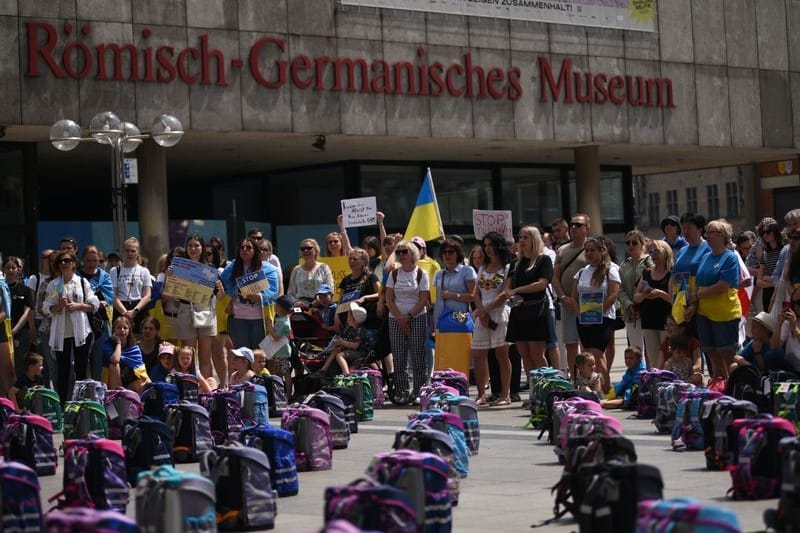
[2,207,800,408]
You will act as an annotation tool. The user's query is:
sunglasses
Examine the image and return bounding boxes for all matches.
[300,246,313,252]
[252,235,263,240]
[625,240,640,246]
[570,222,587,228]
[395,249,410,255]
[59,258,75,265]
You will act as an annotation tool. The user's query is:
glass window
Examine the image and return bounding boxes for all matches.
[725,182,740,218]
[568,170,625,225]
[707,184,719,219]
[686,187,698,214]
[429,167,493,227]
[501,167,562,229]
[360,165,424,231]
[648,193,660,227]
[0,147,26,260]
[269,166,345,225]
[666,189,678,216]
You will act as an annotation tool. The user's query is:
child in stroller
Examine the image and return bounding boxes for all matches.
[315,303,370,377]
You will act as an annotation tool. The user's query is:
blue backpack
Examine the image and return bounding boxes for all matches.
[231,382,269,427]
[637,498,741,532]
[135,466,217,533]
[55,437,129,512]
[122,416,174,484]
[241,424,299,497]
[140,381,180,421]
[408,409,469,478]
[324,478,417,532]
[0,461,42,531]
[671,390,723,451]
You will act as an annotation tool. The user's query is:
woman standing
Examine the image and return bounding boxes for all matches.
[338,247,381,330]
[505,226,553,374]
[757,222,783,311]
[3,257,34,378]
[468,245,484,274]
[258,239,284,296]
[570,236,620,391]
[43,250,100,403]
[472,232,512,406]
[221,237,280,349]
[78,246,114,381]
[635,240,674,368]
[287,238,334,306]
[618,230,653,358]
[688,219,741,379]
[433,239,476,375]
[325,216,353,257]
[137,316,163,372]
[110,237,152,334]
[385,240,430,403]
[174,234,224,385]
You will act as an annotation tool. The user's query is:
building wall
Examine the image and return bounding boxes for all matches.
[0,0,799,150]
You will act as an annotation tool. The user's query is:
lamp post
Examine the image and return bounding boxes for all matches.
[49,112,184,253]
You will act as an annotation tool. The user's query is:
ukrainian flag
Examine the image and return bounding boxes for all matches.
[404,169,444,242]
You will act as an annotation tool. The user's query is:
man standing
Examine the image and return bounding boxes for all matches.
[550,218,571,250]
[552,214,590,374]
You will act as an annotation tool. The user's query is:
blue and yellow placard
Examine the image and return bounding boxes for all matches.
[162,257,218,305]
[579,291,604,325]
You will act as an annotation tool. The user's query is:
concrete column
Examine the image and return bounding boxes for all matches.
[137,141,170,273]
[575,145,603,235]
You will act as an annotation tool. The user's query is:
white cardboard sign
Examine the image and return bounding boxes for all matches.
[473,209,513,242]
[341,196,377,228]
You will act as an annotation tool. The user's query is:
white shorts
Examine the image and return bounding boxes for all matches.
[471,306,509,350]
[177,303,218,340]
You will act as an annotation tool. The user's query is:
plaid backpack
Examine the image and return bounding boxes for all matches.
[0,413,57,475]
[63,400,109,439]
[671,390,723,451]
[552,398,603,461]
[231,381,269,427]
[200,390,243,445]
[122,416,174,484]
[305,390,351,449]
[408,409,469,478]
[529,377,573,429]
[250,374,288,417]
[323,386,359,434]
[637,369,677,419]
[324,478,417,533]
[135,466,217,533]
[166,401,214,463]
[281,404,333,471]
[167,372,200,403]
[653,381,696,434]
[0,461,42,531]
[728,415,798,499]
[419,383,460,411]
[23,386,63,431]
[333,374,374,422]
[352,368,385,408]
[54,437,128,512]
[441,395,480,456]
[394,424,460,506]
[241,424,299,497]
[102,388,143,440]
[200,443,278,530]
[700,396,758,470]
[43,508,138,533]
[431,369,469,397]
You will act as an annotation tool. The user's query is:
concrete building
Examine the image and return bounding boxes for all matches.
[1,0,799,265]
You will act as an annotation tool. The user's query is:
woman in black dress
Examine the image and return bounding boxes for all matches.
[505,226,553,374]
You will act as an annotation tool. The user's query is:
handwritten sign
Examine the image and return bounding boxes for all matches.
[341,196,377,228]
[579,291,604,325]
[473,209,513,242]
[162,257,218,306]
[236,269,270,297]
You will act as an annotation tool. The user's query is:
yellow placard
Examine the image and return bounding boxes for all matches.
[162,275,214,306]
[316,256,351,301]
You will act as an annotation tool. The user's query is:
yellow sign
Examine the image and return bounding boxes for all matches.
[317,256,351,301]
[162,275,214,306]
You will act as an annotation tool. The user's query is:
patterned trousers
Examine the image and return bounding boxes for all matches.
[388,314,428,398]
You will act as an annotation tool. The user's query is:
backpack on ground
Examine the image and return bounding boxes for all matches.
[241,424,299,497]
[366,449,452,533]
[0,461,42,531]
[560,411,623,455]
[281,404,333,471]
[43,508,139,533]
[701,396,758,470]
[122,415,174,484]
[71,379,107,402]
[528,367,570,406]
[441,394,480,455]
[774,381,800,430]
[671,390,724,451]
[408,409,469,478]
[54,437,128,512]
[544,389,601,444]
[431,368,469,397]
[728,415,798,499]
[419,383,460,411]
[22,386,63,431]
[324,477,417,533]
[166,401,214,463]
[200,389,244,445]
[0,413,57,475]
[0,396,15,426]
[760,370,800,414]
[304,390,351,449]
[637,498,741,533]
[529,377,573,430]
[352,368,385,408]
[251,374,288,417]
[323,385,359,434]
[551,396,602,457]
[333,374,374,422]
[725,364,762,409]
[63,400,109,439]
[140,381,180,420]
[200,443,278,530]
[231,381,269,427]
[135,465,217,533]
[167,372,200,403]
[578,462,664,533]
[653,380,696,434]
[637,369,677,419]
[394,424,460,506]
[764,435,800,533]
[103,388,143,440]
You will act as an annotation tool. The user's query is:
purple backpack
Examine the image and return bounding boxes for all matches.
[352,368,385,408]
[0,396,16,427]
[54,437,129,512]
[419,383,460,411]
[200,390,243,445]
[552,398,603,459]
[408,409,469,478]
[43,508,138,533]
[366,449,452,533]
[394,424,460,506]
[304,391,351,449]
[168,372,200,403]
[670,389,724,451]
[637,369,677,419]
[431,369,469,397]
[561,411,623,453]
[281,404,333,471]
[0,413,57,475]
[728,415,798,499]
[103,388,143,440]
[0,461,42,532]
[324,478,417,533]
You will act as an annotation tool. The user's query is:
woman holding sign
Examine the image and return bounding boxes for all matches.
[570,236,620,392]
[221,237,280,349]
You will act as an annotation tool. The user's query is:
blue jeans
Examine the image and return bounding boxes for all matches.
[228,316,266,349]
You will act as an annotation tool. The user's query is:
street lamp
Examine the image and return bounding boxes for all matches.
[49,112,184,253]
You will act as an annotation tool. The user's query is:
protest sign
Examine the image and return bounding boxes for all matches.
[341,196,377,228]
[162,256,218,306]
[579,291,604,325]
[236,269,270,297]
[473,210,513,242]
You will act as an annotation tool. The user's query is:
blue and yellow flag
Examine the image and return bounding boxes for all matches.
[672,278,688,325]
[404,169,444,242]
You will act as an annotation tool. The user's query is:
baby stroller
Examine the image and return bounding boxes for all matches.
[288,308,333,400]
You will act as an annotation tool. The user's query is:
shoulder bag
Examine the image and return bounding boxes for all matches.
[436,271,474,334]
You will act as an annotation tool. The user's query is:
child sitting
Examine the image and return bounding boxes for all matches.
[311,284,338,332]
[251,348,270,377]
[8,353,44,410]
[148,342,175,383]
[573,352,603,394]
[732,311,786,373]
[104,316,151,393]
[228,347,256,387]
[659,317,702,368]
[601,346,646,409]
[317,303,368,377]
[664,334,703,386]
[172,345,215,392]
[261,295,293,396]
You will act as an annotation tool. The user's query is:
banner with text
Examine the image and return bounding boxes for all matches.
[341,196,377,228]
[339,0,656,32]
[162,257,219,306]
[473,209,513,242]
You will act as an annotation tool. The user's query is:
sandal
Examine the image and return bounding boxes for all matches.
[491,398,511,407]
[475,397,487,406]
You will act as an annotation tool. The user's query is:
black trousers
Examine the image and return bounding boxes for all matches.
[488,344,521,396]
[55,336,91,404]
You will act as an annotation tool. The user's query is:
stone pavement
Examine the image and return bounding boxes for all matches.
[36,332,774,532]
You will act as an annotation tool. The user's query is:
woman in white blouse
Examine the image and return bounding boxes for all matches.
[287,238,334,307]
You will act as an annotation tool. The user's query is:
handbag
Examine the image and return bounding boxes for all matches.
[436,272,474,334]
[613,308,625,330]
[191,305,215,328]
